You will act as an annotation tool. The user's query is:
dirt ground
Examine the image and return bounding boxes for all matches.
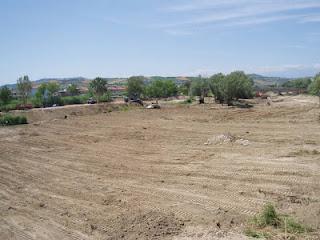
[1,95,320,239]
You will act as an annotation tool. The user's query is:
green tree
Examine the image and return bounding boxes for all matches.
[308,73,320,106]
[222,71,253,105]
[127,76,145,99]
[179,80,191,96]
[282,78,312,92]
[17,75,32,104]
[145,80,178,98]
[89,77,108,102]
[208,71,253,105]
[67,83,79,96]
[47,82,60,97]
[34,83,47,107]
[0,86,12,105]
[46,82,61,106]
[209,73,225,102]
[190,76,210,98]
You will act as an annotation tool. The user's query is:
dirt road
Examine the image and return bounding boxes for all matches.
[1,96,320,239]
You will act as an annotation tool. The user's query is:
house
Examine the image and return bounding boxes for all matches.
[108,85,127,96]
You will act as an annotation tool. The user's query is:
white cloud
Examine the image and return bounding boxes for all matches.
[252,64,320,75]
[300,15,320,22]
[285,44,307,49]
[166,0,320,13]
[164,29,193,36]
[180,63,320,78]
[159,0,320,34]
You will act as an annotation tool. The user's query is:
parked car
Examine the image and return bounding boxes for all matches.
[87,98,97,104]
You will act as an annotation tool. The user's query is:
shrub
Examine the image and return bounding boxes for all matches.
[98,92,112,102]
[246,203,311,238]
[253,203,281,228]
[0,115,27,126]
[145,79,178,98]
[62,96,85,105]
[0,103,17,112]
[285,217,308,234]
[46,96,64,107]
[182,97,193,104]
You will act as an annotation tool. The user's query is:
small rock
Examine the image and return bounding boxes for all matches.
[216,222,221,228]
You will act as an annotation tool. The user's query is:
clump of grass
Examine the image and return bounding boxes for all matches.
[0,114,27,126]
[245,203,311,239]
[182,97,194,104]
[244,228,269,239]
[285,217,309,234]
[120,105,130,112]
[253,203,281,228]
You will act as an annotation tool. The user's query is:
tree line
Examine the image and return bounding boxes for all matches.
[1,72,320,110]
[0,76,112,110]
[127,71,255,105]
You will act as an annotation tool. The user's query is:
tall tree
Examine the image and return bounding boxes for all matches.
[67,83,79,96]
[209,73,225,102]
[89,77,107,101]
[35,83,47,107]
[17,75,32,104]
[145,80,178,98]
[179,80,191,96]
[46,82,60,97]
[190,76,210,98]
[208,71,253,105]
[309,73,320,106]
[127,76,145,99]
[0,86,12,105]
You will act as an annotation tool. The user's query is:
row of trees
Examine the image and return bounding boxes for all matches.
[33,77,111,107]
[127,76,178,99]
[0,76,112,108]
[282,78,312,90]
[280,73,320,102]
[178,71,254,105]
[1,72,320,108]
[0,76,33,106]
[126,72,254,105]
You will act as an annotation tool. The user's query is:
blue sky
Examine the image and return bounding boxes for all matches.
[1,0,320,85]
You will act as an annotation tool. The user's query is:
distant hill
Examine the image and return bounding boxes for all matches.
[3,77,90,90]
[1,74,303,90]
[248,74,293,88]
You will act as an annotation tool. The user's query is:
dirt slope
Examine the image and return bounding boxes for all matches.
[1,96,320,239]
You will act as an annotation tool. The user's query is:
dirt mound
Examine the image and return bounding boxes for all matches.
[108,211,184,239]
[205,133,250,146]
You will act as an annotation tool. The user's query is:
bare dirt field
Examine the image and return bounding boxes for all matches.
[1,95,320,239]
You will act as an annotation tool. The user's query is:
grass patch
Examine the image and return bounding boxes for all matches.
[245,203,311,239]
[181,97,194,104]
[62,96,86,105]
[120,105,130,112]
[0,114,27,126]
[244,228,269,239]
[253,203,281,228]
[0,99,21,112]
